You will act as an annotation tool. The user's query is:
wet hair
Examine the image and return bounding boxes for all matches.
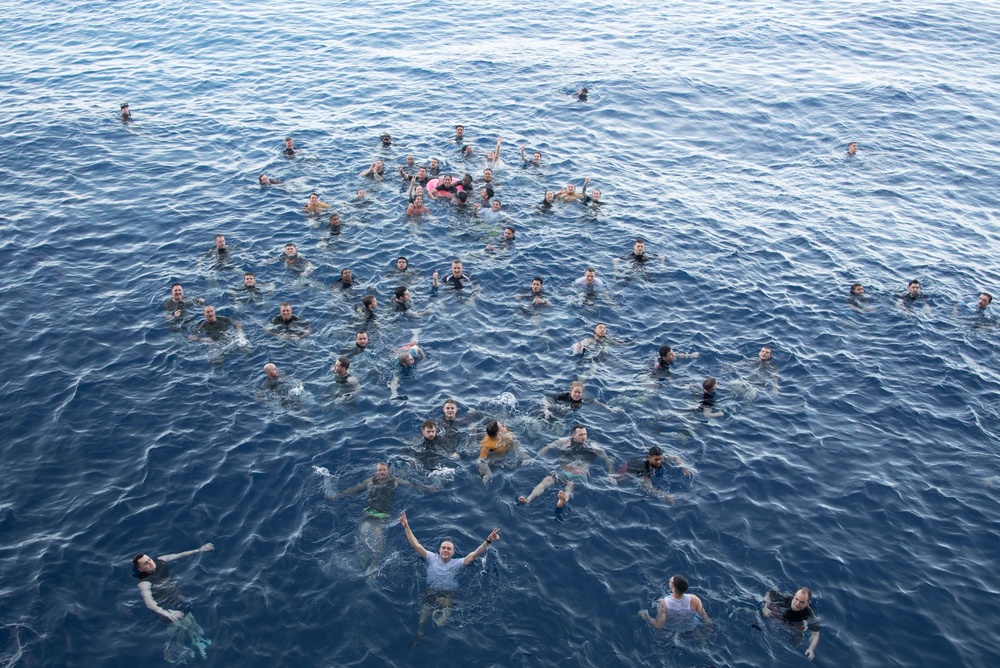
[171,283,182,290]
[285,137,292,141]
[533,277,544,285]
[244,272,254,278]
[703,377,717,392]
[485,420,500,438]
[422,419,436,431]
[671,575,689,594]
[659,345,672,358]
[570,423,586,436]
[455,125,464,130]
[132,553,146,567]
[482,185,495,199]
[796,587,813,601]
[443,399,457,407]
[121,103,130,109]
[362,295,376,309]
[394,286,408,299]
[570,381,584,391]
[584,267,596,274]
[337,357,350,370]
[982,292,993,304]
[850,282,862,293]
[504,226,515,235]
[396,256,407,264]
[648,445,663,456]
[457,191,469,203]
[451,259,463,267]
[908,279,920,288]
[280,301,291,308]
[329,213,340,223]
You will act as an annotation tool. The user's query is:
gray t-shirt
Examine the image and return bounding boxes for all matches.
[425,552,464,591]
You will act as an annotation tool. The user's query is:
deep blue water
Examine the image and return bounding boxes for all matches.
[2,0,1000,666]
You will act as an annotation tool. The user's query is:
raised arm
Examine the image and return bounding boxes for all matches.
[408,177,417,201]
[462,528,500,566]
[520,145,528,163]
[492,136,502,164]
[581,177,590,197]
[159,543,214,562]
[431,269,439,289]
[398,511,427,558]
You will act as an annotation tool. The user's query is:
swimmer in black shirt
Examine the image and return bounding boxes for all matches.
[581,177,603,205]
[268,302,312,339]
[617,445,691,502]
[359,160,386,181]
[698,378,724,418]
[432,260,474,291]
[163,283,204,324]
[520,145,542,166]
[258,174,282,186]
[763,587,821,660]
[515,277,547,306]
[283,137,299,157]
[120,102,132,121]
[233,272,264,304]
[359,294,378,321]
[188,305,241,343]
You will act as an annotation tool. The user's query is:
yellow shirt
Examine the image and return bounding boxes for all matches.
[479,433,513,459]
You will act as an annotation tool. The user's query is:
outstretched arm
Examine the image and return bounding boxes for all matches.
[668,454,692,476]
[159,543,214,562]
[805,630,820,660]
[492,136,502,163]
[331,478,370,500]
[520,145,528,163]
[398,511,428,557]
[462,528,500,566]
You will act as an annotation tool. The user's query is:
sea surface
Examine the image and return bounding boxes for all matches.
[2,1,999,666]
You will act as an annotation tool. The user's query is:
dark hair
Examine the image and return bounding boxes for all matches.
[132,553,146,567]
[908,279,920,287]
[397,256,407,263]
[483,185,495,199]
[337,357,350,370]
[703,377,717,392]
[504,226,515,234]
[796,586,813,601]
[362,295,376,308]
[485,420,500,438]
[443,398,457,407]
[533,277,544,285]
[329,212,340,223]
[850,282,862,293]
[121,103,129,109]
[279,301,291,308]
[394,286,407,299]
[571,424,586,436]
[244,272,254,278]
[171,283,182,290]
[457,191,469,203]
[422,419,436,430]
[455,125,464,130]
[659,345,672,357]
[671,575,689,594]
[982,292,993,304]
[648,445,663,456]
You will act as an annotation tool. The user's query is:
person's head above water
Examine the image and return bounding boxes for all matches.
[355,330,369,348]
[380,133,392,146]
[263,363,279,380]
[243,272,255,288]
[396,256,408,271]
[569,381,584,402]
[977,292,993,309]
[758,346,772,362]
[702,377,717,393]
[846,142,858,156]
[851,283,864,296]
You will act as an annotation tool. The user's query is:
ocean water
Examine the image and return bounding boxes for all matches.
[2,0,999,666]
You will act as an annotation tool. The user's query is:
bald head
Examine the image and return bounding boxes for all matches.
[263,363,279,380]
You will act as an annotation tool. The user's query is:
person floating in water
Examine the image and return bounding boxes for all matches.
[639,574,712,633]
[653,345,699,372]
[188,305,242,343]
[233,272,264,304]
[698,377,724,418]
[848,282,874,312]
[454,124,465,142]
[268,302,312,340]
[898,279,929,312]
[432,259,474,291]
[359,159,385,181]
[846,141,858,156]
[206,234,235,269]
[762,587,821,660]
[751,346,780,396]
[120,102,132,121]
[132,543,214,662]
[277,243,312,276]
[387,338,424,399]
[518,424,614,509]
[327,212,343,236]
[581,177,602,205]
[520,145,542,166]
[258,174,282,186]
[617,445,691,503]
[358,294,378,322]
[573,323,630,357]
[163,283,203,326]
[303,193,330,216]
[380,132,392,147]
[577,87,589,101]
[954,291,994,320]
[514,276,547,306]
[477,420,526,485]
[555,181,585,202]
[324,463,432,576]
[330,356,361,402]
[398,510,500,642]
[406,181,430,217]
[283,137,299,157]
[574,267,607,293]
[484,135,502,168]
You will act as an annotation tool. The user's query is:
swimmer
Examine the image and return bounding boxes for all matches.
[163,283,204,323]
[393,286,432,317]
[618,446,690,503]
[763,587,821,660]
[330,356,361,400]
[848,283,875,312]
[277,243,312,275]
[394,341,424,368]
[380,132,392,147]
[120,102,132,121]
[555,181,585,202]
[327,213,343,235]
[258,174,282,186]
[234,272,263,303]
[210,234,228,257]
[485,135,502,167]
[654,345,699,370]
[478,185,495,205]
[481,168,494,185]
[133,543,214,622]
[514,276,547,305]
[188,305,241,342]
[427,174,458,200]
[284,137,298,157]
[698,377,724,418]
[846,142,858,156]
[406,192,430,217]
[436,399,468,451]
[395,256,409,273]
[328,464,431,575]
[486,225,515,252]
[898,279,929,311]
[581,177,602,205]
[459,174,474,193]
[400,165,430,186]
[359,159,385,180]
[614,239,654,271]
[460,144,474,157]
[477,420,526,485]
[577,87,588,101]
[359,294,378,321]
[399,511,500,642]
[415,419,459,469]
[345,330,370,357]
[432,259,474,290]
[303,193,330,215]
[268,302,312,339]
[428,157,441,175]
[335,267,355,290]
[356,189,366,200]
[639,575,712,633]
[257,362,285,394]
[454,124,465,142]
[574,323,628,355]
[750,346,780,395]
[518,424,613,508]
[539,189,556,210]
[520,145,542,166]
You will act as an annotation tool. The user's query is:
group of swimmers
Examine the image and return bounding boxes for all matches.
[134,108,995,661]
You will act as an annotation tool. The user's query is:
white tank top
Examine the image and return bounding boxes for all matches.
[662,593,692,614]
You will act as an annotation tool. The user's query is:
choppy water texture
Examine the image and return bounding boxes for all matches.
[2,1,1000,666]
